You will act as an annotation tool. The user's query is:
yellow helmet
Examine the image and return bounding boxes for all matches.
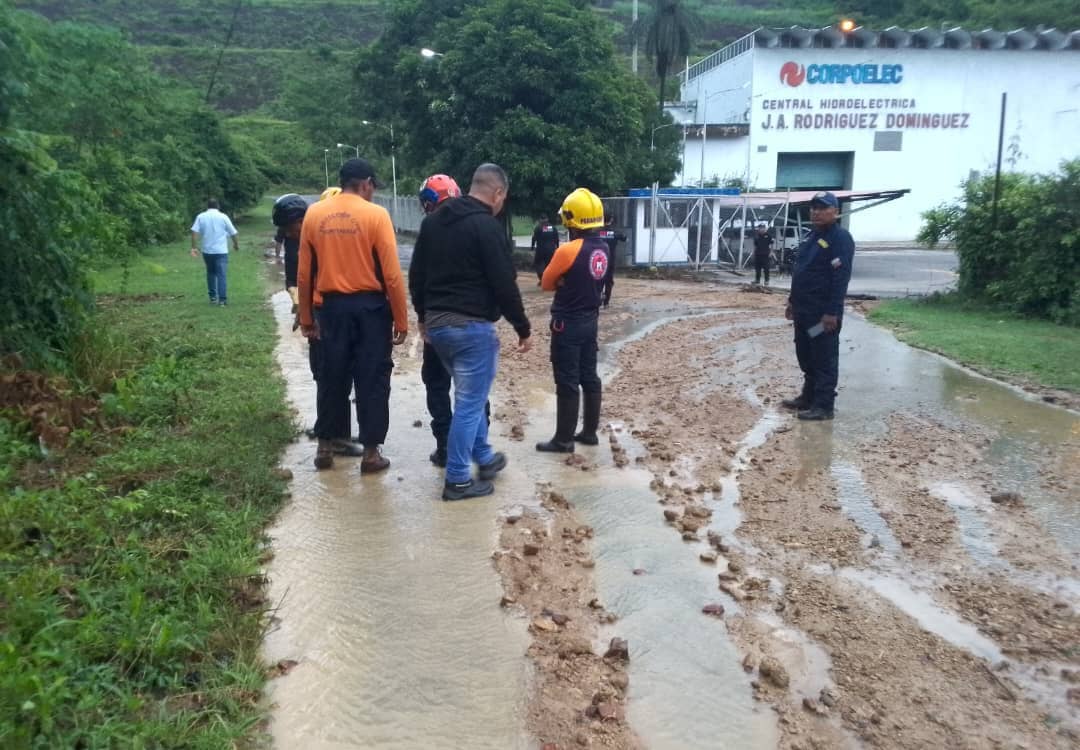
[558,188,604,230]
[319,186,342,201]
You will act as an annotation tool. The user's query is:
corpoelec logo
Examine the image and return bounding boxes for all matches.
[780,62,904,86]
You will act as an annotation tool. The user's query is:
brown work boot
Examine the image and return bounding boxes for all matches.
[360,447,391,474]
[314,439,334,470]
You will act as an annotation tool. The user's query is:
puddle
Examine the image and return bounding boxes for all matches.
[837,568,1004,664]
[712,408,784,542]
[832,461,902,555]
[753,611,835,702]
[928,481,1002,567]
[930,482,1080,604]
[262,290,530,749]
[835,317,1080,556]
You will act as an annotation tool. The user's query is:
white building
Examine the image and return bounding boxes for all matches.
[673,26,1080,242]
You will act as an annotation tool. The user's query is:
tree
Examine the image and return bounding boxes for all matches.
[1,5,267,366]
[353,0,680,217]
[639,0,692,114]
[919,160,1080,324]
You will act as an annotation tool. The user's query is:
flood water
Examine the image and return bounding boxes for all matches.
[834,315,1080,556]
[262,263,1078,747]
[262,290,530,749]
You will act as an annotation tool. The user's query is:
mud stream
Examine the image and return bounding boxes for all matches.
[262,290,530,749]
[262,270,1079,748]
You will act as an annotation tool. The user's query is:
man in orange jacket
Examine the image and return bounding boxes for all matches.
[298,158,408,471]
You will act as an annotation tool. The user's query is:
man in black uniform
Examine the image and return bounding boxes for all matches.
[598,215,626,307]
[273,192,363,456]
[536,188,610,453]
[752,223,773,286]
[782,192,855,421]
[531,214,561,281]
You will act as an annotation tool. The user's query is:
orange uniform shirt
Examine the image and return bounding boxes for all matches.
[297,193,408,333]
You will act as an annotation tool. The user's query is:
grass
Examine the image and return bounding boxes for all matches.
[0,202,293,748]
[869,295,1080,392]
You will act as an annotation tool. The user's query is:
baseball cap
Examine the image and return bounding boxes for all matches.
[339,158,382,188]
[810,191,839,208]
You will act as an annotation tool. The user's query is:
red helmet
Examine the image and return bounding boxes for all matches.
[418,174,461,213]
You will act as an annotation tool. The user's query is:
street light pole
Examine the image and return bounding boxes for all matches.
[698,82,751,188]
[361,120,400,228]
[389,122,398,231]
[336,143,360,158]
[323,149,329,188]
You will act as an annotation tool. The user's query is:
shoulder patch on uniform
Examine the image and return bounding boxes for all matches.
[588,249,609,281]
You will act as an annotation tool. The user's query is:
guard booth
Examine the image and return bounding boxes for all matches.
[610,188,909,269]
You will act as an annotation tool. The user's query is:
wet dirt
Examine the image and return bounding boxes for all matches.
[263,270,1079,749]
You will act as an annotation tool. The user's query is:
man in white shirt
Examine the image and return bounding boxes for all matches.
[190,198,240,306]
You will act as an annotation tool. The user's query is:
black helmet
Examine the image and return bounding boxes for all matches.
[272,193,309,227]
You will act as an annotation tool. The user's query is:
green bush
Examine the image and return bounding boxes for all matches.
[0,4,267,367]
[919,160,1080,325]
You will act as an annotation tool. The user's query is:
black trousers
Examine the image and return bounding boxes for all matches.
[534,248,554,280]
[284,246,299,288]
[753,254,770,284]
[422,342,453,446]
[421,341,490,448]
[550,313,601,398]
[314,293,393,445]
[793,315,841,411]
[308,337,359,440]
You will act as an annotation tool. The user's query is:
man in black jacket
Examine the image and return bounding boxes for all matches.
[531,214,560,281]
[782,192,855,421]
[598,215,626,307]
[410,163,532,500]
[752,223,774,286]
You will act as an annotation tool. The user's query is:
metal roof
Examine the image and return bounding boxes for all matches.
[624,188,911,208]
[687,26,1080,82]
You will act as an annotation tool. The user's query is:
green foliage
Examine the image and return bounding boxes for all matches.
[355,0,681,217]
[919,160,1080,324]
[1,220,294,747]
[225,116,325,191]
[0,5,103,366]
[1,4,266,367]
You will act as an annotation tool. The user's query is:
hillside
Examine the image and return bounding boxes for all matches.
[2,1,842,114]
[15,0,1077,114]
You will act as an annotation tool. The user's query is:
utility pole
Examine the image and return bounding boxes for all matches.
[205,0,243,104]
[632,0,639,74]
[992,92,1006,230]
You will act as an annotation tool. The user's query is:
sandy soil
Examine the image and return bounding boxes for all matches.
[487,274,1079,749]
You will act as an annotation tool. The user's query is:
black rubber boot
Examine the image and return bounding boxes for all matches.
[536,394,578,453]
[429,436,448,467]
[781,386,814,411]
[780,395,811,411]
[574,390,602,446]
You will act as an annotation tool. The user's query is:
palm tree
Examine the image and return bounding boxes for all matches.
[639,0,692,114]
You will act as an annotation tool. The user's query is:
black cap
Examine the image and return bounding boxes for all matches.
[810,191,839,208]
[340,158,381,188]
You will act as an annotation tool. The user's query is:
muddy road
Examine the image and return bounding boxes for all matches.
[263,274,1079,749]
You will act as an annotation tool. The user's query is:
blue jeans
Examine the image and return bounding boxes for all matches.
[427,322,498,483]
[202,253,228,302]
